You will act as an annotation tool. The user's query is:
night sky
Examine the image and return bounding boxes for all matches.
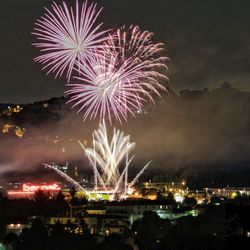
[1,0,250,186]
[1,0,250,103]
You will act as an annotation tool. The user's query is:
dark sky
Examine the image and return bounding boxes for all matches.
[1,0,250,103]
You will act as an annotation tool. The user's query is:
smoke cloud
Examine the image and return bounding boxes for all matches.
[0,84,250,185]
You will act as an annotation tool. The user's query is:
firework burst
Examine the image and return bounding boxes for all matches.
[66,51,159,124]
[79,120,150,196]
[104,25,169,81]
[80,121,135,187]
[32,0,108,80]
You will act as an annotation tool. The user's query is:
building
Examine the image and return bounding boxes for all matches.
[143,181,187,193]
[47,214,129,235]
[204,187,250,199]
[106,200,175,224]
[6,223,30,235]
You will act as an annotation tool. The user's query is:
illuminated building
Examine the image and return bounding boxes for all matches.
[43,102,49,108]
[6,223,30,235]
[2,124,25,138]
[143,181,187,193]
[47,214,129,235]
[87,190,115,201]
[14,126,25,138]
[2,105,23,116]
[142,181,188,203]
[204,187,250,199]
[106,201,175,224]
[104,220,129,235]
[2,124,14,133]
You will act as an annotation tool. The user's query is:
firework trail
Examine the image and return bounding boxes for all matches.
[112,155,134,195]
[80,121,135,187]
[79,121,150,196]
[104,25,169,83]
[129,161,151,188]
[32,0,108,80]
[66,51,161,124]
[44,163,87,192]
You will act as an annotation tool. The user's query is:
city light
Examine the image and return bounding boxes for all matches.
[22,183,61,192]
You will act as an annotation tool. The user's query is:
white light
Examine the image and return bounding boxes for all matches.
[174,194,184,203]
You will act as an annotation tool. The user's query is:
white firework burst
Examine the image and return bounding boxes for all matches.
[66,50,163,124]
[32,0,109,80]
[104,25,169,81]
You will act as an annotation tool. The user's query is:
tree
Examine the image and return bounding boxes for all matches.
[3,232,19,250]
[33,190,49,216]
[156,191,166,201]
[183,197,197,208]
[132,211,170,250]
[210,196,222,205]
[69,187,76,198]
[19,219,48,250]
[97,234,133,250]
[34,190,49,204]
[166,192,176,205]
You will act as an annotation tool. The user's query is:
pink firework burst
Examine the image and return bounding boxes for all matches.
[32,0,109,80]
[66,51,159,124]
[104,25,169,81]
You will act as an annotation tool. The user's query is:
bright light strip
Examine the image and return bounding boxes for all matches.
[22,183,61,192]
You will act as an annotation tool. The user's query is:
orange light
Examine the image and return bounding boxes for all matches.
[8,191,34,195]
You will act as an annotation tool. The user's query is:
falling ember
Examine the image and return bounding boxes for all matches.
[32,0,109,80]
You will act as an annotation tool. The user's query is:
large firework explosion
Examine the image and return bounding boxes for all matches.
[32,1,168,123]
[79,121,151,197]
[32,0,108,80]
[32,1,170,198]
[66,51,160,124]
[104,25,169,80]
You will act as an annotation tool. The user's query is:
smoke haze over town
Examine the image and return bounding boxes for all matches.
[1,84,250,187]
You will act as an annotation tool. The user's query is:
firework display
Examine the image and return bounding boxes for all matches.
[104,25,168,79]
[79,121,150,197]
[32,0,108,80]
[33,0,169,200]
[66,51,157,124]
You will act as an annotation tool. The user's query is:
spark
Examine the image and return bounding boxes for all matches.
[32,0,108,80]
[79,121,150,196]
[66,51,161,124]
[79,121,135,187]
[44,163,87,192]
[104,25,169,82]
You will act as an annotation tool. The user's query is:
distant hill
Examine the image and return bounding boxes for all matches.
[0,83,250,186]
